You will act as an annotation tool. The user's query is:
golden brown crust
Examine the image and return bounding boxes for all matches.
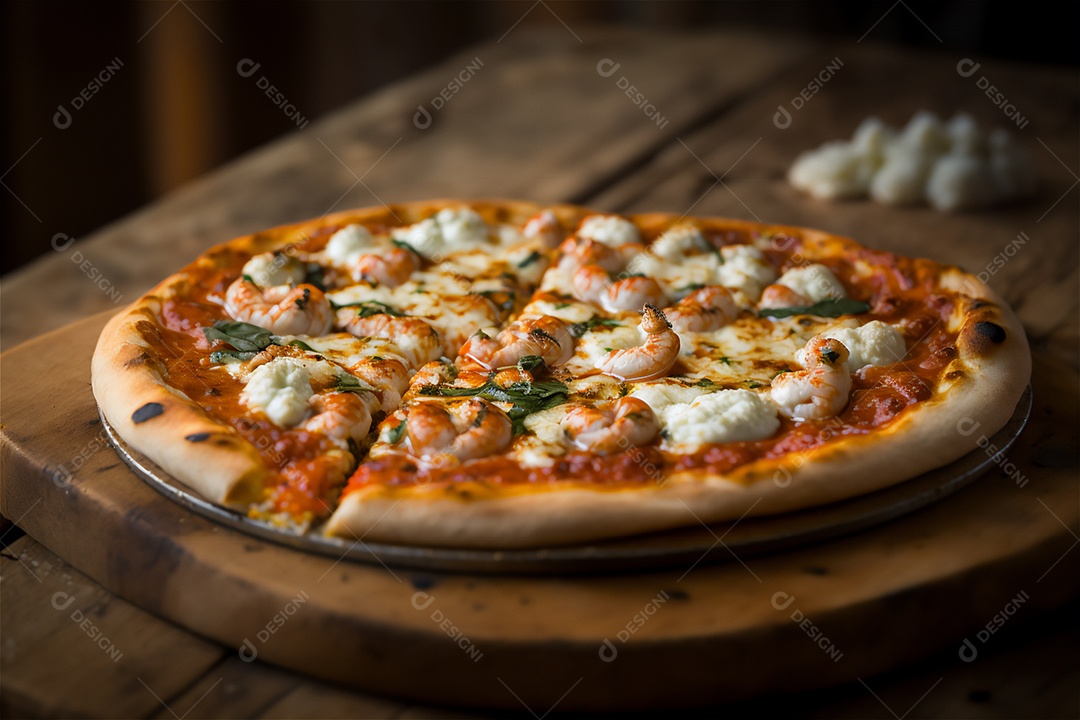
[92,300,267,506]
[94,201,1032,548]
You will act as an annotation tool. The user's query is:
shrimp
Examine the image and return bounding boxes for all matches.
[338,310,443,370]
[759,283,809,309]
[596,304,680,382]
[349,356,411,413]
[560,397,659,454]
[572,266,667,312]
[522,210,565,248]
[457,315,574,370]
[770,337,852,421]
[664,285,738,332]
[349,248,420,288]
[557,236,623,274]
[301,391,373,449]
[602,276,667,313]
[224,278,333,336]
[405,398,512,462]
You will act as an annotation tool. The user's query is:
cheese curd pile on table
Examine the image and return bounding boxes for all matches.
[788,112,1036,211]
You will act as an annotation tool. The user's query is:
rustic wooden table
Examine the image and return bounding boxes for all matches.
[2,27,1077,718]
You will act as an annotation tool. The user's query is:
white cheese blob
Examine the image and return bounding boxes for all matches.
[661,389,780,446]
[393,207,489,258]
[325,224,376,267]
[650,225,709,262]
[241,252,306,288]
[775,264,847,302]
[242,357,314,428]
[796,321,906,370]
[789,112,1034,212]
[629,381,707,414]
[577,214,640,246]
[717,245,777,301]
[434,207,488,247]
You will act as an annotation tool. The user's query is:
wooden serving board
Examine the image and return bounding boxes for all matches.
[1,312,1077,712]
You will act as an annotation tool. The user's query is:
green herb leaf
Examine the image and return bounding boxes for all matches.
[286,339,315,351]
[420,378,570,435]
[334,374,371,395]
[305,263,326,291]
[517,355,545,372]
[386,420,407,444]
[332,300,407,317]
[241,274,258,286]
[516,250,541,268]
[202,321,275,353]
[569,316,621,338]
[209,350,257,363]
[759,298,871,319]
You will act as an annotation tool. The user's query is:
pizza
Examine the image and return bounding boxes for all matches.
[91,199,1030,548]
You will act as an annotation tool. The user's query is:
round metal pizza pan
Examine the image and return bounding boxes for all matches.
[102,386,1031,575]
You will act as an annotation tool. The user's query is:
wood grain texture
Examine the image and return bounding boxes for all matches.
[1,25,1077,719]
[1,313,1077,714]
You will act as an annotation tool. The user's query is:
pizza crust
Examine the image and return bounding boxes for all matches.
[325,265,1030,548]
[92,201,1032,549]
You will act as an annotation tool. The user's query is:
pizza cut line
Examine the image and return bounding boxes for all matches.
[91,200,1030,548]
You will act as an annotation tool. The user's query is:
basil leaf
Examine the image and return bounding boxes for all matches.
[209,350,257,363]
[386,420,407,444]
[420,378,569,435]
[334,374,371,395]
[202,321,275,352]
[332,300,406,318]
[759,298,871,319]
[285,339,315,351]
[517,355,545,372]
[569,316,621,338]
[517,250,541,268]
[305,263,326,291]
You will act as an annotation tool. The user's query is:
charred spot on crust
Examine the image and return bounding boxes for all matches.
[185,432,211,442]
[131,402,164,424]
[974,321,1007,344]
[124,352,152,368]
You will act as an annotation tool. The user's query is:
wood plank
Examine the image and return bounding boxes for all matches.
[590,42,1080,366]
[1,312,1076,712]
[0,27,818,349]
[0,536,225,719]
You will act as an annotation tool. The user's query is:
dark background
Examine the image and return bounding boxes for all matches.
[2,0,1077,275]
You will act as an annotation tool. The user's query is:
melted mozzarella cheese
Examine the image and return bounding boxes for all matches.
[775,264,847,302]
[577,214,640,246]
[717,245,777,301]
[324,224,376,266]
[629,380,707,414]
[797,321,907,370]
[660,389,780,446]
[241,357,314,427]
[650,225,708,261]
[392,207,490,258]
[241,252,306,288]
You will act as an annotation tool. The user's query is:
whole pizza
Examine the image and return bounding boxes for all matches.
[91,200,1030,548]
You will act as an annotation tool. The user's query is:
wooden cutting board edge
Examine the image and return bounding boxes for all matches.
[1,311,1077,711]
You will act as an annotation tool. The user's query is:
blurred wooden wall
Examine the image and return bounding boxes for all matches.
[2,1,1076,276]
